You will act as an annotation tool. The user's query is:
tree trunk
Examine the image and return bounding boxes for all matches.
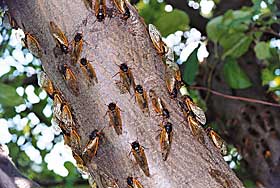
[198,47,280,188]
[5,0,244,187]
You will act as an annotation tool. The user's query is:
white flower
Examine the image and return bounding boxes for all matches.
[179,41,209,64]
[270,38,280,50]
[200,0,215,15]
[163,33,181,47]
[186,28,202,44]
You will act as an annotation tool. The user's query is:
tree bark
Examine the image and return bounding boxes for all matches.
[5,0,244,187]
[0,145,40,188]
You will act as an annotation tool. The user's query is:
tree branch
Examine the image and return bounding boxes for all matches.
[0,145,40,188]
[190,85,280,108]
[5,0,244,187]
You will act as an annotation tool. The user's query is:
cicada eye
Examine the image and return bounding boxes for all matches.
[80,58,87,66]
[127,177,133,185]
[74,33,82,42]
[60,44,69,53]
[120,63,128,72]
[189,111,195,117]
[124,7,130,18]
[131,141,140,150]
[97,11,105,22]
[108,102,116,111]
[89,129,99,139]
[171,89,177,98]
[60,64,67,75]
[185,95,193,102]
[135,85,143,94]
[165,122,172,133]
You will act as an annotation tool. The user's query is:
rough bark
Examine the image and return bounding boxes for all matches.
[0,145,40,188]
[5,0,244,187]
[198,48,280,188]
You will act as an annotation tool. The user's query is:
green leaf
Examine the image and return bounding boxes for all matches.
[221,34,253,59]
[254,41,271,60]
[223,59,252,89]
[154,9,189,36]
[207,9,252,43]
[181,45,200,85]
[243,179,256,188]
[261,68,275,85]
[206,16,223,42]
[253,31,263,40]
[139,1,189,36]
[138,0,164,25]
[0,82,24,107]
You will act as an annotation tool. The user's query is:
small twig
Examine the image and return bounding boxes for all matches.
[205,43,220,102]
[252,26,280,38]
[264,28,280,38]
[190,85,280,108]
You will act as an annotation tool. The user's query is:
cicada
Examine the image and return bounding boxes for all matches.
[49,21,69,53]
[187,111,205,144]
[135,85,149,114]
[209,169,231,188]
[82,0,92,10]
[59,121,80,147]
[184,95,206,125]
[51,115,62,133]
[82,129,103,162]
[106,102,122,135]
[113,63,135,94]
[72,151,84,168]
[71,33,83,63]
[61,103,73,128]
[112,0,130,19]
[149,89,170,119]
[165,63,181,98]
[59,122,72,145]
[159,122,173,161]
[165,47,174,62]
[98,170,119,188]
[88,174,97,188]
[38,71,55,98]
[23,33,42,58]
[60,103,81,146]
[206,128,227,155]
[59,64,79,96]
[148,24,167,54]
[94,0,106,22]
[53,93,64,120]
[187,111,203,137]
[72,151,88,175]
[79,58,98,84]
[130,141,150,177]
[3,12,19,29]
[127,176,143,188]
